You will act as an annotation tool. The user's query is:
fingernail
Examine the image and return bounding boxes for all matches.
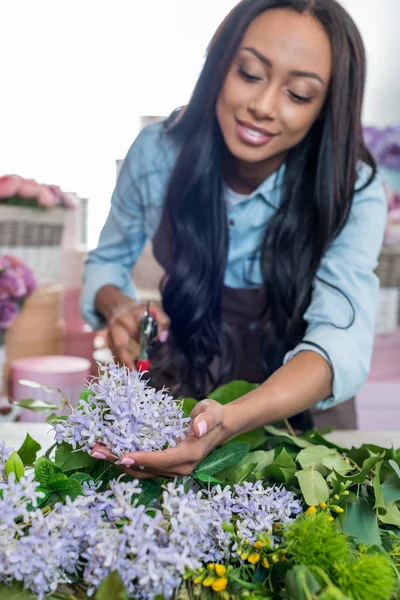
[159,330,169,343]
[92,452,106,460]
[120,457,135,466]
[197,420,208,437]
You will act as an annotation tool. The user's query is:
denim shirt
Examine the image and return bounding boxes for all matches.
[81,121,387,408]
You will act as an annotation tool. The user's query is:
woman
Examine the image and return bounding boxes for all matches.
[82,0,387,477]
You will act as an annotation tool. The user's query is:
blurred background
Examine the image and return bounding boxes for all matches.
[0,0,399,428]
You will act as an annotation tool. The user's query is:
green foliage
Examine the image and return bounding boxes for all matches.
[284,512,349,580]
[95,570,128,600]
[16,434,41,465]
[5,452,24,481]
[194,442,251,476]
[55,442,97,472]
[334,555,396,600]
[3,378,400,599]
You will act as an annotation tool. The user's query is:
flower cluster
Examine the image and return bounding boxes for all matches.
[0,463,302,600]
[53,362,191,456]
[0,254,37,330]
[363,124,400,170]
[204,481,302,560]
[0,440,12,481]
[0,174,76,209]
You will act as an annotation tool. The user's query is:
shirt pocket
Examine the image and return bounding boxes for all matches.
[243,251,263,287]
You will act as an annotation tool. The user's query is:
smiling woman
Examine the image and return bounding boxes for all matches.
[82,0,387,478]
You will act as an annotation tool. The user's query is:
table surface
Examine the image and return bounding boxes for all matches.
[1,423,400,454]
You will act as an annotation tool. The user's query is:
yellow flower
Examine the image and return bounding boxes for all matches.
[244,538,249,545]
[212,577,228,592]
[331,505,344,514]
[262,558,270,569]
[202,576,216,587]
[320,501,327,509]
[253,541,264,550]
[241,552,250,561]
[193,575,203,585]
[328,516,334,522]
[207,563,216,572]
[215,564,226,577]
[248,552,260,564]
[305,505,317,516]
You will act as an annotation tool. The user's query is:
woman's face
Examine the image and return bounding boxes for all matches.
[216,8,332,176]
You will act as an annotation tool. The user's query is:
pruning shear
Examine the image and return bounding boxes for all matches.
[136,302,158,373]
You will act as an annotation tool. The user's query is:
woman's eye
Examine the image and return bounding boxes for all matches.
[237,66,262,82]
[288,90,312,103]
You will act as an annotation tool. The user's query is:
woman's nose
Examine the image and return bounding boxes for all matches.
[248,84,279,121]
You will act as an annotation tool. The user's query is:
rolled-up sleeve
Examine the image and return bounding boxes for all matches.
[81,135,148,330]
[284,166,388,407]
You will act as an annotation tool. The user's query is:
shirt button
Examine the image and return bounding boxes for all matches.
[229,219,235,227]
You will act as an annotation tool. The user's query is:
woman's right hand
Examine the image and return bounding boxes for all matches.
[95,285,170,370]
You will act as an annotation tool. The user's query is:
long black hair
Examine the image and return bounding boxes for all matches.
[160,0,376,397]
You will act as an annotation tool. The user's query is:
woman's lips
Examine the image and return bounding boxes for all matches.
[235,119,280,146]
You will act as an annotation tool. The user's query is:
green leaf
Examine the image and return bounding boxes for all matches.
[217,457,258,486]
[135,480,163,506]
[12,397,61,412]
[34,456,60,487]
[228,428,268,450]
[194,472,224,486]
[264,425,313,449]
[16,434,41,465]
[303,430,347,453]
[388,459,400,478]
[5,451,25,481]
[70,472,94,485]
[381,473,400,503]
[344,498,381,546]
[264,449,297,485]
[49,476,83,501]
[55,442,97,472]
[195,442,251,475]
[322,454,354,476]
[297,445,337,474]
[285,565,321,600]
[251,449,276,479]
[378,502,400,527]
[90,460,122,488]
[181,397,197,418]
[95,570,128,600]
[209,380,258,404]
[338,454,384,484]
[0,581,46,599]
[295,468,329,506]
[373,461,387,515]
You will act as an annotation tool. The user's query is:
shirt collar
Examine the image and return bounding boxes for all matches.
[251,161,286,209]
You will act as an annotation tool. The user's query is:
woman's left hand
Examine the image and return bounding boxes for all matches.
[90,399,226,479]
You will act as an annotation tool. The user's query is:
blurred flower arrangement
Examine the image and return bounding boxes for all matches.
[364,124,400,247]
[0,174,76,209]
[0,255,37,338]
[0,366,399,599]
[364,125,400,170]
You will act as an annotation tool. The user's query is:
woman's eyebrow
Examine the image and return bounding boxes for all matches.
[242,46,325,85]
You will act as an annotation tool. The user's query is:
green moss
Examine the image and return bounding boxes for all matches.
[334,555,395,600]
[283,512,349,579]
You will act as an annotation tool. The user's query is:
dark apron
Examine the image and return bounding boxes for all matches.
[148,207,357,431]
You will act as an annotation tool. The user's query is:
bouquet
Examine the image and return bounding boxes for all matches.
[385,186,400,247]
[363,124,400,170]
[0,174,76,210]
[0,254,37,339]
[0,365,399,600]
